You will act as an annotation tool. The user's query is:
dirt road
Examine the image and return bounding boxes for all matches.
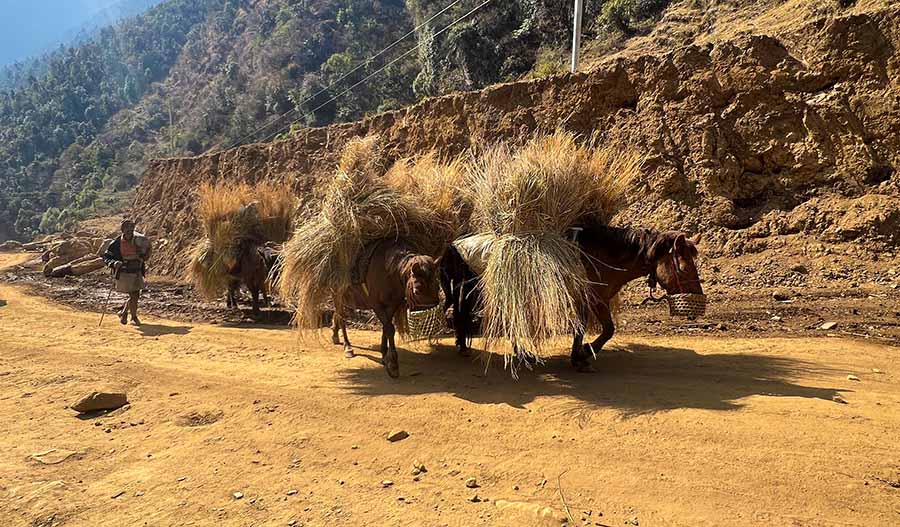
[1,252,898,527]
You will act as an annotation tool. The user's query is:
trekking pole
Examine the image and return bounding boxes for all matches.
[98,268,116,327]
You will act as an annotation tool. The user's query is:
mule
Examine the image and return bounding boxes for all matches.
[440,226,702,372]
[569,225,702,372]
[226,243,279,317]
[331,239,441,378]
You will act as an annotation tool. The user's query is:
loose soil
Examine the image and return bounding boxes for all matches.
[1,254,899,527]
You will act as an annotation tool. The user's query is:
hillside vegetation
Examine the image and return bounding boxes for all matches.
[0,0,672,242]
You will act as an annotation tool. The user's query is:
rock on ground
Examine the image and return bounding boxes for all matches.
[70,392,128,413]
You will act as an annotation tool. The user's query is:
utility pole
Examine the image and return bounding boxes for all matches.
[571,0,584,73]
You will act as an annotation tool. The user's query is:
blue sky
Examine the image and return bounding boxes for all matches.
[0,1,131,66]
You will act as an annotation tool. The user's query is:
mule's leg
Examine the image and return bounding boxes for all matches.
[453,282,473,357]
[340,318,353,358]
[250,286,261,317]
[374,306,399,378]
[576,303,615,372]
[331,313,342,345]
[571,328,593,373]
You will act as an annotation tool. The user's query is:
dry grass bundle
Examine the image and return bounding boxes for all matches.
[277,135,452,330]
[468,131,638,365]
[189,180,297,299]
[385,152,473,240]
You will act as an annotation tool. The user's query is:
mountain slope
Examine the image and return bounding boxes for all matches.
[0,0,678,242]
[134,0,900,275]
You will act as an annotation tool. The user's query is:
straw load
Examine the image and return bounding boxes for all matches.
[466,131,639,368]
[384,152,472,242]
[188,180,297,299]
[277,136,457,331]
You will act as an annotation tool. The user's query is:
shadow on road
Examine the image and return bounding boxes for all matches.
[137,323,192,337]
[338,341,843,415]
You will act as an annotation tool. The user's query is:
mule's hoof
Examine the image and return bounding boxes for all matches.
[574,362,596,373]
[343,347,354,359]
[384,362,400,378]
[457,346,473,358]
[332,336,342,345]
[383,353,400,378]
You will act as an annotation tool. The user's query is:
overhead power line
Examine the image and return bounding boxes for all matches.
[256,0,495,146]
[218,0,468,153]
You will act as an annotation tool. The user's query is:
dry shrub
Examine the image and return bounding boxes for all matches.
[468,131,638,367]
[189,180,297,299]
[277,135,453,331]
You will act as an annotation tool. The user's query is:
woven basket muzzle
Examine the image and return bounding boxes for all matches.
[408,304,450,339]
[667,293,707,318]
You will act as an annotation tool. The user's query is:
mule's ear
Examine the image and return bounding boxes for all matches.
[673,233,686,253]
[433,255,443,267]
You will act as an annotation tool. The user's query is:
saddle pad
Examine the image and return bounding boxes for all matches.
[350,240,382,285]
[451,234,495,276]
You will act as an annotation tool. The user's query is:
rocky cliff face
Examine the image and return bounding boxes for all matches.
[135,2,900,276]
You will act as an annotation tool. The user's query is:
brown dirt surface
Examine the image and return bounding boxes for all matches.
[3,246,900,526]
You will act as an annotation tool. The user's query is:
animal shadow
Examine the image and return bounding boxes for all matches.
[339,340,844,415]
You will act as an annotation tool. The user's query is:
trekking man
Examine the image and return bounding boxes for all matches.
[103,219,152,325]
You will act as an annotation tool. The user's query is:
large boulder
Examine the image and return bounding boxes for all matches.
[71,258,105,276]
[0,240,23,252]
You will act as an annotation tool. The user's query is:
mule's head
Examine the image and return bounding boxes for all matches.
[402,255,441,309]
[647,231,703,295]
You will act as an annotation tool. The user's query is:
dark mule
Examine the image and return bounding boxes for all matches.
[570,226,702,372]
[226,243,280,317]
[331,239,441,378]
[440,226,702,371]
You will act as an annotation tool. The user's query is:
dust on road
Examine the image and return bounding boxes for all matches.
[0,253,898,527]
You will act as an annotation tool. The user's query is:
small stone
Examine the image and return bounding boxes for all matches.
[820,322,838,330]
[381,480,394,488]
[177,476,187,482]
[770,315,782,322]
[847,374,860,381]
[412,460,427,472]
[468,494,481,503]
[338,480,345,485]
[413,475,421,482]
[465,477,478,488]
[386,430,409,442]
[351,445,359,450]
[833,394,848,404]
[70,391,128,413]
[397,496,406,502]
[233,492,243,500]
[288,521,297,526]
[286,490,298,496]
[772,291,791,302]
[512,485,519,491]
[134,491,144,497]
[448,469,460,476]
[111,490,125,499]
[872,368,883,374]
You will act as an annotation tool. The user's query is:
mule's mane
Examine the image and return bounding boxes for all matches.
[582,224,668,262]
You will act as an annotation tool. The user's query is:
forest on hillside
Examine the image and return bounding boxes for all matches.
[0,0,670,241]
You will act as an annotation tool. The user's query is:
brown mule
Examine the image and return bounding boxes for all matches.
[440,226,703,372]
[571,226,703,372]
[226,243,278,317]
[332,239,441,378]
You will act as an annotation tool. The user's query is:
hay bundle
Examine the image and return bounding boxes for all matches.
[189,180,297,299]
[385,152,472,240]
[277,136,452,330]
[468,131,638,367]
